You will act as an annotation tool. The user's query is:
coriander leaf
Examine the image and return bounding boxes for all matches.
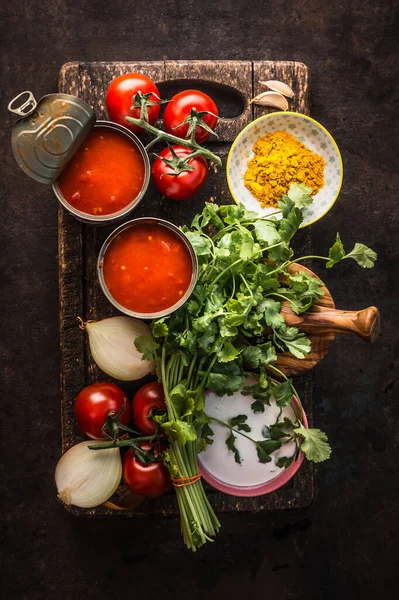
[278,194,295,218]
[287,182,313,209]
[326,233,346,268]
[253,220,281,246]
[256,439,281,463]
[262,425,270,438]
[207,360,245,396]
[134,336,160,360]
[219,340,241,363]
[201,202,224,229]
[184,231,212,256]
[344,243,377,268]
[197,321,218,353]
[279,207,303,241]
[230,414,251,432]
[263,298,285,329]
[273,326,311,359]
[268,241,294,263]
[238,225,255,260]
[241,345,262,368]
[241,342,277,369]
[218,317,238,338]
[276,456,294,468]
[251,400,265,413]
[293,424,331,462]
[201,422,214,446]
[219,203,258,225]
[169,383,195,419]
[226,431,241,464]
[162,419,197,445]
[151,318,169,338]
[177,329,196,353]
[274,380,293,407]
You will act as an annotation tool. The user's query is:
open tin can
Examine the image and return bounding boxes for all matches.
[8,91,150,224]
[97,217,199,319]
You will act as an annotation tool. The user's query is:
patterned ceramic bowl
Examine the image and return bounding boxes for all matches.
[226,112,343,227]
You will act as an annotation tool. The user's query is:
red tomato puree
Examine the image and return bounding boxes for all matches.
[57,127,145,216]
[102,223,193,313]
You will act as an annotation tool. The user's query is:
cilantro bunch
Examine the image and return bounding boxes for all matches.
[135,183,376,552]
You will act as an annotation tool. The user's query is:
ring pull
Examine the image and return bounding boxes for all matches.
[8,91,37,117]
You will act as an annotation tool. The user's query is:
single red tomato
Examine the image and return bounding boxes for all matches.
[74,382,130,440]
[151,145,207,201]
[106,73,161,132]
[132,382,166,435]
[123,443,172,497]
[163,90,218,143]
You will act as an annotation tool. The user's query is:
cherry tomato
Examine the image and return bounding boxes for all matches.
[106,73,161,133]
[123,443,172,497]
[151,145,207,201]
[74,382,130,440]
[132,382,166,435]
[163,90,218,143]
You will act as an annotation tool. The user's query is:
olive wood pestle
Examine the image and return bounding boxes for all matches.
[280,304,380,343]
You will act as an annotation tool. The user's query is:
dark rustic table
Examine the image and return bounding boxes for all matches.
[1,1,398,598]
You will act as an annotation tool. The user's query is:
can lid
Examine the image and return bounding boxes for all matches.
[8,91,96,184]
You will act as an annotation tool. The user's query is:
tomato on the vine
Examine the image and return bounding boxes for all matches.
[106,73,161,132]
[74,382,130,440]
[132,382,166,435]
[151,145,207,201]
[123,443,172,497]
[163,90,218,143]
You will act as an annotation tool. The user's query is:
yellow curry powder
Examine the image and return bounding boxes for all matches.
[244,130,325,208]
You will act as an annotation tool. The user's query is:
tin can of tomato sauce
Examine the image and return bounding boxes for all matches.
[8,91,150,224]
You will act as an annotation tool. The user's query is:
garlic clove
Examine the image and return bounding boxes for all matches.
[250,91,289,111]
[259,80,294,98]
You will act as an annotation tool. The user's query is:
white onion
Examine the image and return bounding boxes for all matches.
[84,316,155,381]
[55,441,122,508]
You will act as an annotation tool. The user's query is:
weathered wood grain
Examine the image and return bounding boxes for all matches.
[58,60,314,516]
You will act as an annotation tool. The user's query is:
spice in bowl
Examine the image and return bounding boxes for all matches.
[244,130,325,208]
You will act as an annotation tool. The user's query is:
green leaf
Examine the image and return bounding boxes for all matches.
[226,431,241,464]
[293,424,331,462]
[256,439,281,463]
[276,456,294,468]
[218,317,238,338]
[326,233,346,268]
[263,298,285,329]
[134,336,160,360]
[162,419,197,445]
[279,207,303,241]
[344,243,377,268]
[177,329,196,353]
[169,383,195,419]
[219,340,241,363]
[251,400,265,413]
[273,326,311,359]
[152,318,169,338]
[230,414,251,433]
[201,422,214,446]
[241,342,277,368]
[287,182,313,209]
[278,194,295,218]
[184,231,212,256]
[219,203,258,225]
[207,360,245,396]
[253,220,281,246]
[274,380,293,407]
[197,321,218,353]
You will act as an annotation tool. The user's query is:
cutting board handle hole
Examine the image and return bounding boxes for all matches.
[156,79,245,119]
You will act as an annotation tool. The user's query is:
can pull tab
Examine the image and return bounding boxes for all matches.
[8,91,37,117]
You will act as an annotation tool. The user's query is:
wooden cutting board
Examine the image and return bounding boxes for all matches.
[58,60,315,515]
